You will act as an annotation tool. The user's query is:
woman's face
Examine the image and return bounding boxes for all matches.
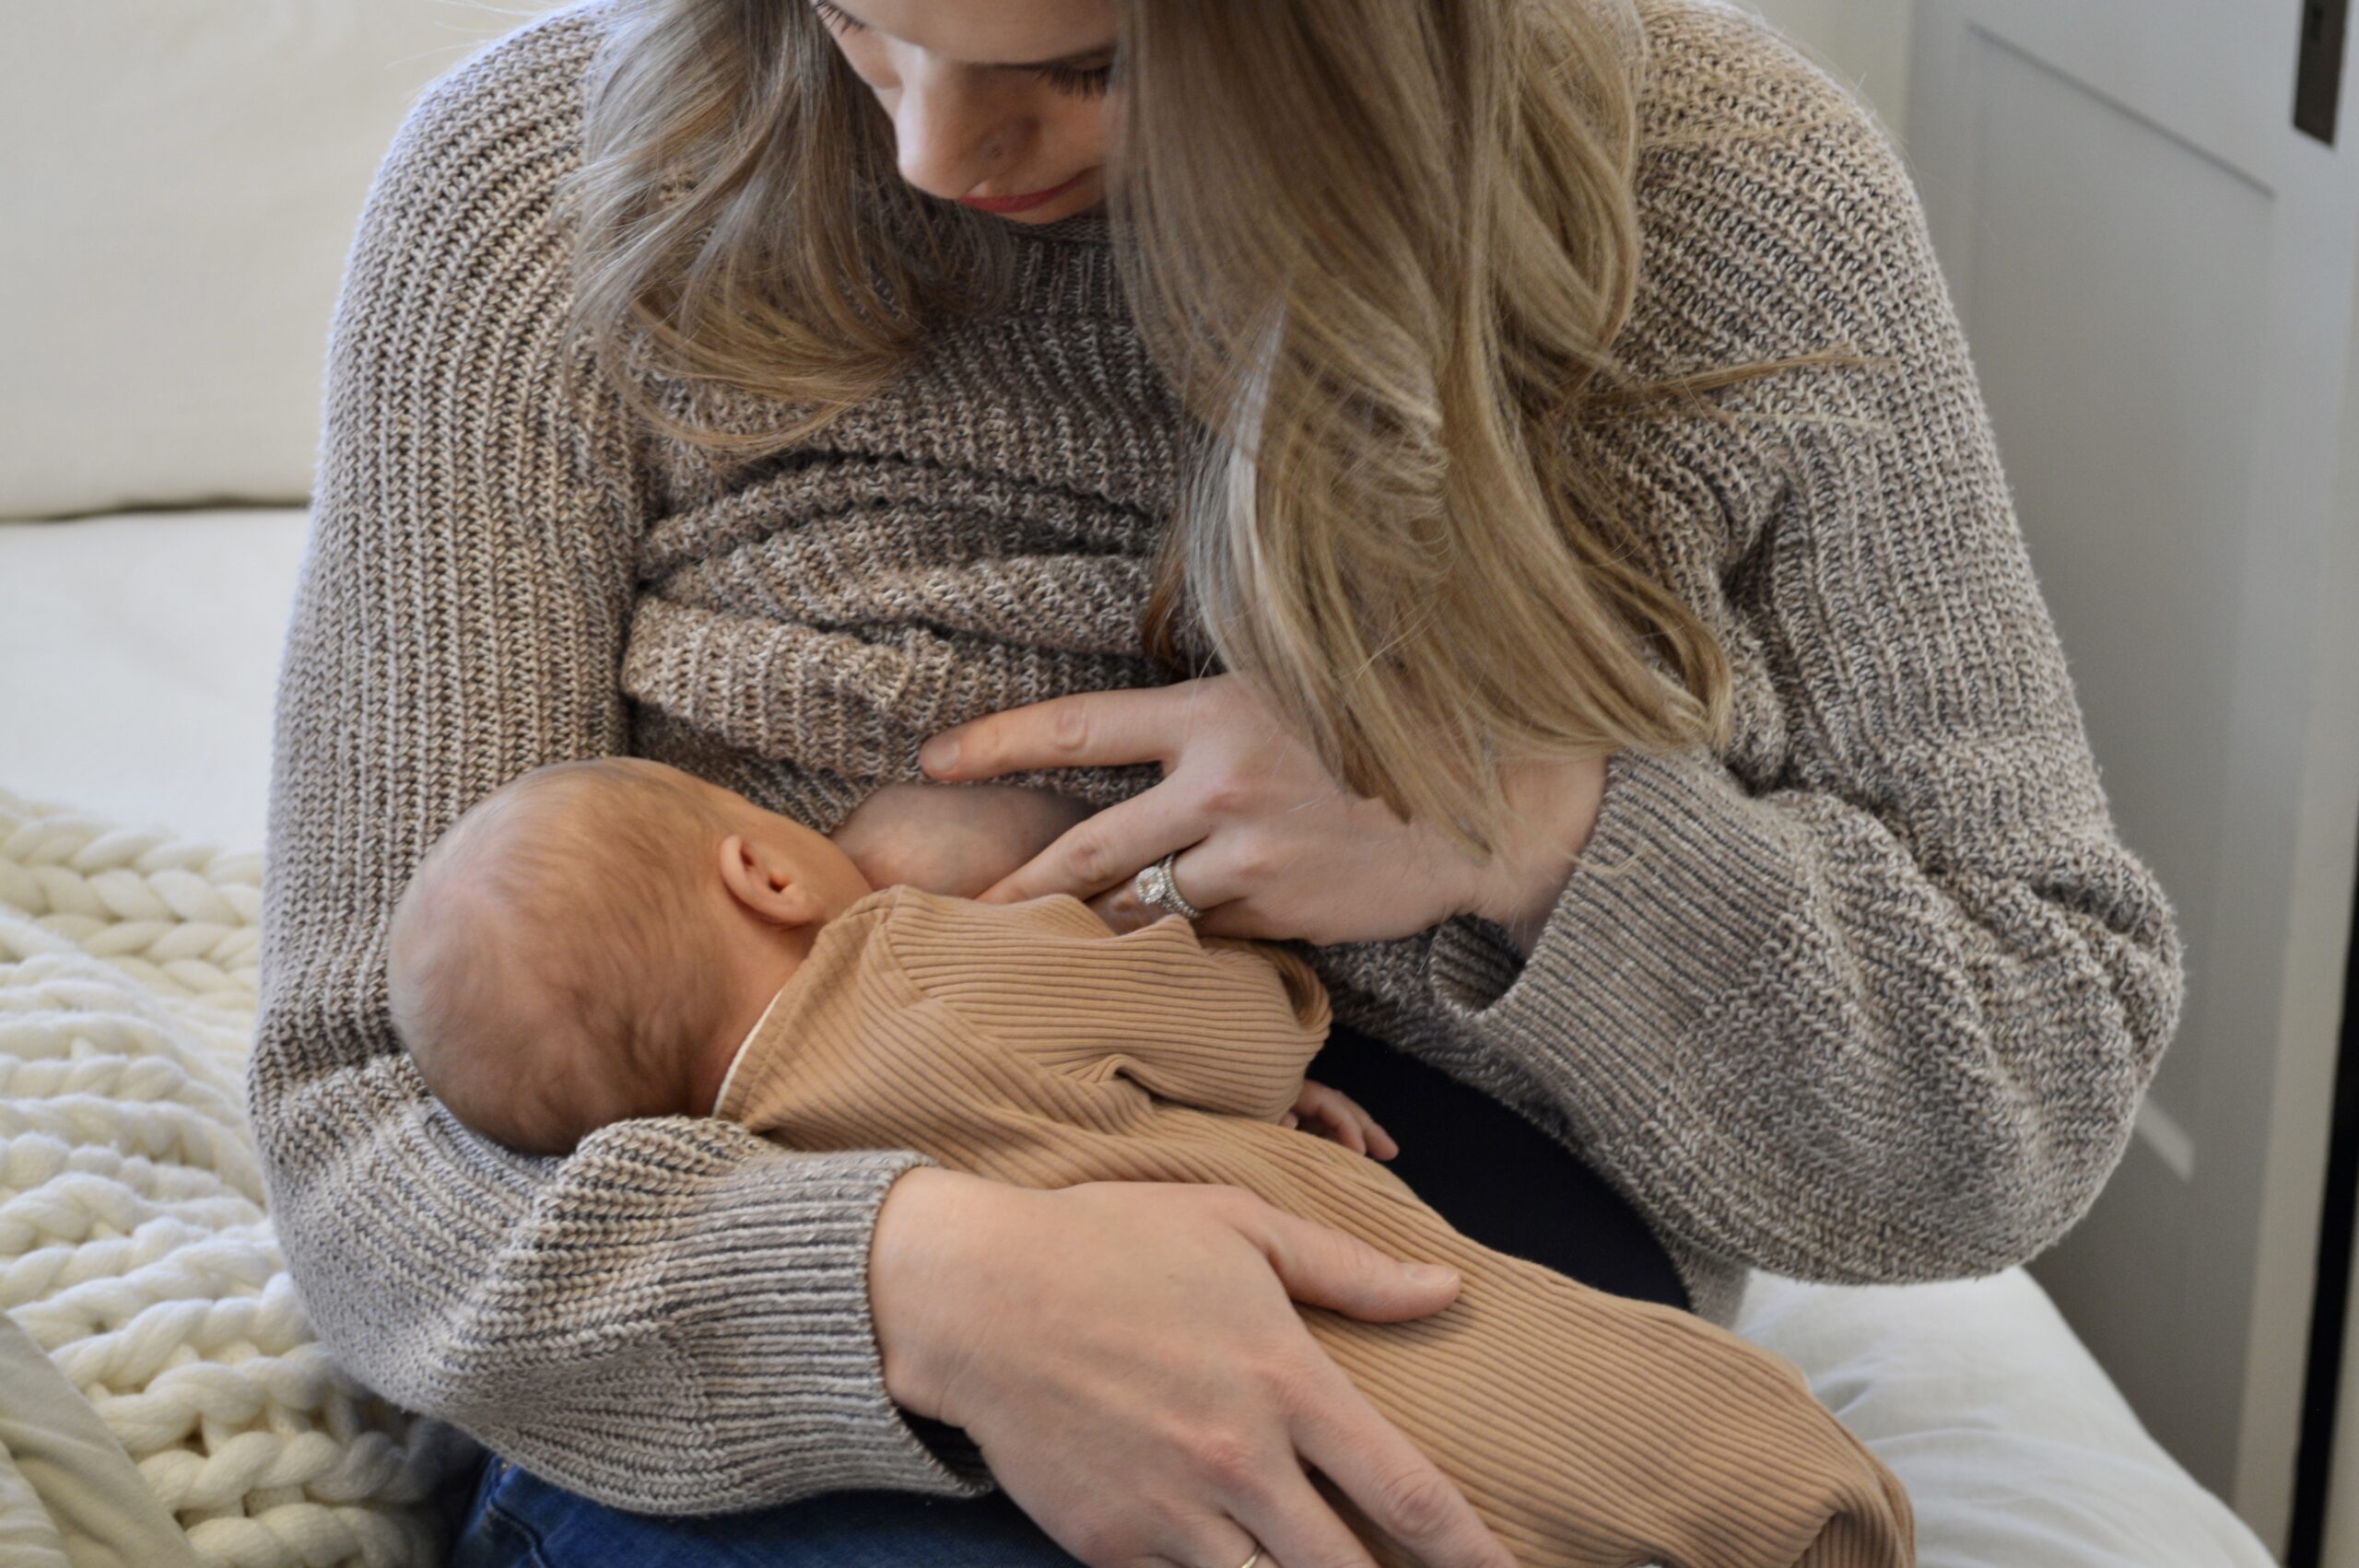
[808,0,1118,225]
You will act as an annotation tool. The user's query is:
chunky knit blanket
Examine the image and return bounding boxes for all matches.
[0,788,470,1567]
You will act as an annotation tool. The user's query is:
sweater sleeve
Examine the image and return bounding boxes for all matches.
[1420,51,2187,1285]
[251,13,988,1514]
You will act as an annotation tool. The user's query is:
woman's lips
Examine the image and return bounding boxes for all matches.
[957,170,1087,214]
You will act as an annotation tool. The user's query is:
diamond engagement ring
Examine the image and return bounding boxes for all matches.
[1133,850,1203,920]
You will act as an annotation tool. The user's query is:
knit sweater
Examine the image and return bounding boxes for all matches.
[717,883,1915,1567]
[254,0,2187,1515]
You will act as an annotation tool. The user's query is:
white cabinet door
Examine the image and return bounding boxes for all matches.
[1907,2,2359,1555]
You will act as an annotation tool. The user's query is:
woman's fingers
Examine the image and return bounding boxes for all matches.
[1219,1208,1518,1563]
[1231,1200,1460,1324]
[1157,1517,1299,1568]
[915,673,1509,948]
[921,685,1192,780]
[1223,1466,1376,1568]
[976,786,1203,908]
[1082,836,1230,934]
[879,1179,1483,1568]
[1283,1358,1518,1568]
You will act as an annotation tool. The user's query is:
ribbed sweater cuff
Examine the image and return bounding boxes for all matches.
[1425,743,1791,1164]
[664,1146,995,1506]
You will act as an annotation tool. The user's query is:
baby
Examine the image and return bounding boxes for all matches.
[386,756,1913,1568]
[384,755,1379,1160]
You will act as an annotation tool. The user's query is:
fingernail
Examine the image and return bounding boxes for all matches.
[920,737,959,774]
[1405,1264,1457,1287]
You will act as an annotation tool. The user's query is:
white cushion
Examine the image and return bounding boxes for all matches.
[1736,1270,2279,1567]
[0,509,311,850]
[0,2,564,521]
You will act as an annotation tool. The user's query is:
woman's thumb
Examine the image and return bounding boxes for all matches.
[1251,1210,1461,1322]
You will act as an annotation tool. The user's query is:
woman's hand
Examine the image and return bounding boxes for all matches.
[831,780,1096,899]
[916,675,1607,949]
[869,1168,1517,1568]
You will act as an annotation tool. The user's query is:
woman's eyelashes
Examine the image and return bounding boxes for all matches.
[810,0,870,38]
[810,0,1116,99]
[1033,62,1116,99]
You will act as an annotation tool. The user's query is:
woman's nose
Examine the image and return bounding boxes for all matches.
[891,69,1029,200]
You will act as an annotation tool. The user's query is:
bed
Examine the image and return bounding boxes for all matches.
[0,504,2284,1565]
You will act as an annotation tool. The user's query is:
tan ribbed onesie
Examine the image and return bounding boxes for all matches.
[714,885,1914,1568]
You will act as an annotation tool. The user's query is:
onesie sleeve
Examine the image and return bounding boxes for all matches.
[881,893,1330,1121]
[1418,25,2183,1286]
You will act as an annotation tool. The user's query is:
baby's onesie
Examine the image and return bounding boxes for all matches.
[713,885,1913,1568]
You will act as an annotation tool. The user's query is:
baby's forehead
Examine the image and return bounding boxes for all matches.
[410,763,709,932]
[465,771,637,854]
[511,762,703,828]
[504,768,624,822]
[415,789,582,907]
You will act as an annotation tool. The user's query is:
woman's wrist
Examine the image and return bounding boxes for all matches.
[1489,859,1579,959]
[868,1164,985,1419]
[1461,752,1610,959]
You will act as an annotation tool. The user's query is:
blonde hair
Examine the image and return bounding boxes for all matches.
[560,0,1880,856]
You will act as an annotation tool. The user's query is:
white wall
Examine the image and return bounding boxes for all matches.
[1731,0,1918,151]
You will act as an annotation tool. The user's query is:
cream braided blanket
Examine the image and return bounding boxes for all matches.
[0,787,474,1567]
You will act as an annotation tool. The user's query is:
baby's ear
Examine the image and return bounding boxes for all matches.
[717,834,827,927]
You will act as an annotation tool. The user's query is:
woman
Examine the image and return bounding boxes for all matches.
[252,0,2187,1563]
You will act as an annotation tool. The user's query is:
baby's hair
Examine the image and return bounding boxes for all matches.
[386,758,735,1155]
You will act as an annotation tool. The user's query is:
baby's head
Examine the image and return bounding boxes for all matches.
[385,758,873,1156]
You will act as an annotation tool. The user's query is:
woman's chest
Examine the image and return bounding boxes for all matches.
[637,308,1193,603]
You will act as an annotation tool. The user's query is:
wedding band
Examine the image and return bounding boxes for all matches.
[1133,850,1203,920]
[1234,1551,1262,1568]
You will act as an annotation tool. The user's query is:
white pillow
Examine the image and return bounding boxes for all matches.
[1736,1269,2281,1568]
[0,2,568,521]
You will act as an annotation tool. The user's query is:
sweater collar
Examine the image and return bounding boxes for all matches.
[1002,208,1121,317]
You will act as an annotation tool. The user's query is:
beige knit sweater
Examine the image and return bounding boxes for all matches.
[254,0,2186,1515]
[718,884,1915,1568]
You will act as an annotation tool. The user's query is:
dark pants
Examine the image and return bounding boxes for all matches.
[447,1022,1688,1565]
[1307,1021,1690,1309]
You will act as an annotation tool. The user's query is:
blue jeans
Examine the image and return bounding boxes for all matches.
[448,1453,1082,1567]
